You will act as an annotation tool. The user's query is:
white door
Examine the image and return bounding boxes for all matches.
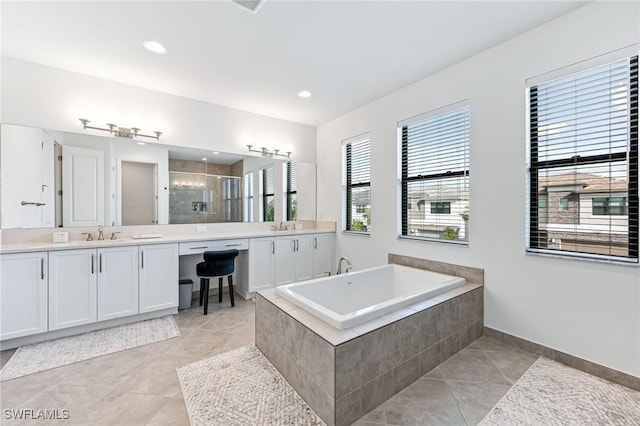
[139,244,179,313]
[97,246,139,321]
[0,124,55,228]
[48,249,97,331]
[274,236,296,286]
[294,234,315,282]
[313,233,334,278]
[248,238,275,292]
[62,145,104,227]
[0,252,48,340]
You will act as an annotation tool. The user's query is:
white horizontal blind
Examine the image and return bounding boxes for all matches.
[286,161,297,221]
[261,166,274,222]
[345,137,371,232]
[400,106,469,242]
[528,56,638,261]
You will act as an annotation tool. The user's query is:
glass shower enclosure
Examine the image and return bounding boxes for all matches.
[169,171,242,224]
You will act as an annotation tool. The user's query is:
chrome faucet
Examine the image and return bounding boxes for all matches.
[336,257,352,275]
[97,226,104,240]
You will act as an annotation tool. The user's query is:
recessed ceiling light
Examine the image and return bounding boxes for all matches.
[202,157,207,161]
[143,40,167,55]
[137,142,146,146]
[212,151,220,155]
[297,90,311,98]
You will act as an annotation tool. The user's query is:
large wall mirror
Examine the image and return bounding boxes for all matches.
[0,123,316,229]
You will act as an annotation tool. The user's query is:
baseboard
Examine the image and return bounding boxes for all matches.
[484,326,640,392]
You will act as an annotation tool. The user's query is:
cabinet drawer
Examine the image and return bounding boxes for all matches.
[179,239,248,255]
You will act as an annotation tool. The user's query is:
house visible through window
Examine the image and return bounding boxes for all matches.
[399,104,470,242]
[261,166,275,222]
[285,161,297,221]
[527,55,638,261]
[343,136,371,233]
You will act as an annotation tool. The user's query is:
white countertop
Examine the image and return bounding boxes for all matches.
[0,228,334,254]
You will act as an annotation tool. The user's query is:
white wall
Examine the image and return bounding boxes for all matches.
[316,2,640,377]
[0,57,316,164]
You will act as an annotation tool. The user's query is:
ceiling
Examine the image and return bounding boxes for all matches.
[1,1,587,127]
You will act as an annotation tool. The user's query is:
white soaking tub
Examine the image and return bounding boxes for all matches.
[276,264,465,329]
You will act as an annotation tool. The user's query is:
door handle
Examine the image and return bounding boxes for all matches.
[141,251,144,269]
[21,201,46,206]
[99,253,103,273]
[190,246,208,250]
[271,241,275,254]
[41,257,45,280]
[225,243,242,247]
[91,253,95,274]
[314,237,317,249]
[292,240,296,252]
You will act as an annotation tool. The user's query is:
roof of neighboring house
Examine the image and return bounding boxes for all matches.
[538,172,627,194]
[407,185,469,200]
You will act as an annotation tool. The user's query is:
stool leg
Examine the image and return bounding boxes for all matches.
[199,278,204,307]
[203,279,210,315]
[228,275,235,307]
[218,277,223,303]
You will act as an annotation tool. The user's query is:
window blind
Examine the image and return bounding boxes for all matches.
[400,106,469,242]
[286,161,297,221]
[344,137,371,233]
[262,166,274,222]
[528,56,638,261]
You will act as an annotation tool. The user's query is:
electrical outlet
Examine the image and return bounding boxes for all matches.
[196,226,207,232]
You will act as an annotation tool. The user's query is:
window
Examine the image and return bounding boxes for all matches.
[285,161,297,221]
[592,197,628,216]
[527,55,638,261]
[538,198,548,208]
[559,198,569,211]
[399,104,469,242]
[244,172,253,222]
[430,202,451,214]
[261,166,275,222]
[343,136,371,233]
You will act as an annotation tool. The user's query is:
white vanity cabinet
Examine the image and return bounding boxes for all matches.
[274,234,314,286]
[248,237,275,292]
[48,249,98,331]
[0,252,48,340]
[138,243,179,313]
[313,233,334,278]
[97,246,139,321]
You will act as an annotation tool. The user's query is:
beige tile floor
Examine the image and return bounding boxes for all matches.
[1,296,538,426]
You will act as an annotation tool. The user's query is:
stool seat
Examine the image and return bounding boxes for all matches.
[197,249,239,315]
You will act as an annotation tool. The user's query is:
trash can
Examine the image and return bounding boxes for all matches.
[178,279,194,310]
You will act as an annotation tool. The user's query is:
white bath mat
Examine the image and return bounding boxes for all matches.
[177,345,325,426]
[0,316,180,382]
[479,357,640,425]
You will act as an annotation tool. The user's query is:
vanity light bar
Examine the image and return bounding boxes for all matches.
[246,144,291,158]
[79,119,162,140]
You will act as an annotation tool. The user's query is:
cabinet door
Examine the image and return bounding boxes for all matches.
[139,244,179,313]
[0,252,48,340]
[274,236,296,286]
[49,249,97,331]
[294,234,314,282]
[248,238,275,292]
[97,246,139,321]
[62,145,104,227]
[313,233,334,278]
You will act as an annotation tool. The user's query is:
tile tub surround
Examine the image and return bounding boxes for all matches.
[388,253,484,285]
[255,284,484,426]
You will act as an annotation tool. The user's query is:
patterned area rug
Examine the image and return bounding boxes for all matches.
[0,316,180,382]
[177,345,325,426]
[480,357,640,425]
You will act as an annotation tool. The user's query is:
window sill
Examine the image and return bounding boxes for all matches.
[526,248,639,266]
[342,231,370,237]
[398,235,468,246]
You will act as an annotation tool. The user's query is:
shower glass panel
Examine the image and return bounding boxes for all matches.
[169,171,242,224]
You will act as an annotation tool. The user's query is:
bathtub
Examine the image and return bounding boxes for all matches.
[276,264,465,329]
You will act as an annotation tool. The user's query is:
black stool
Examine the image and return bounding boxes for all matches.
[197,249,239,315]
